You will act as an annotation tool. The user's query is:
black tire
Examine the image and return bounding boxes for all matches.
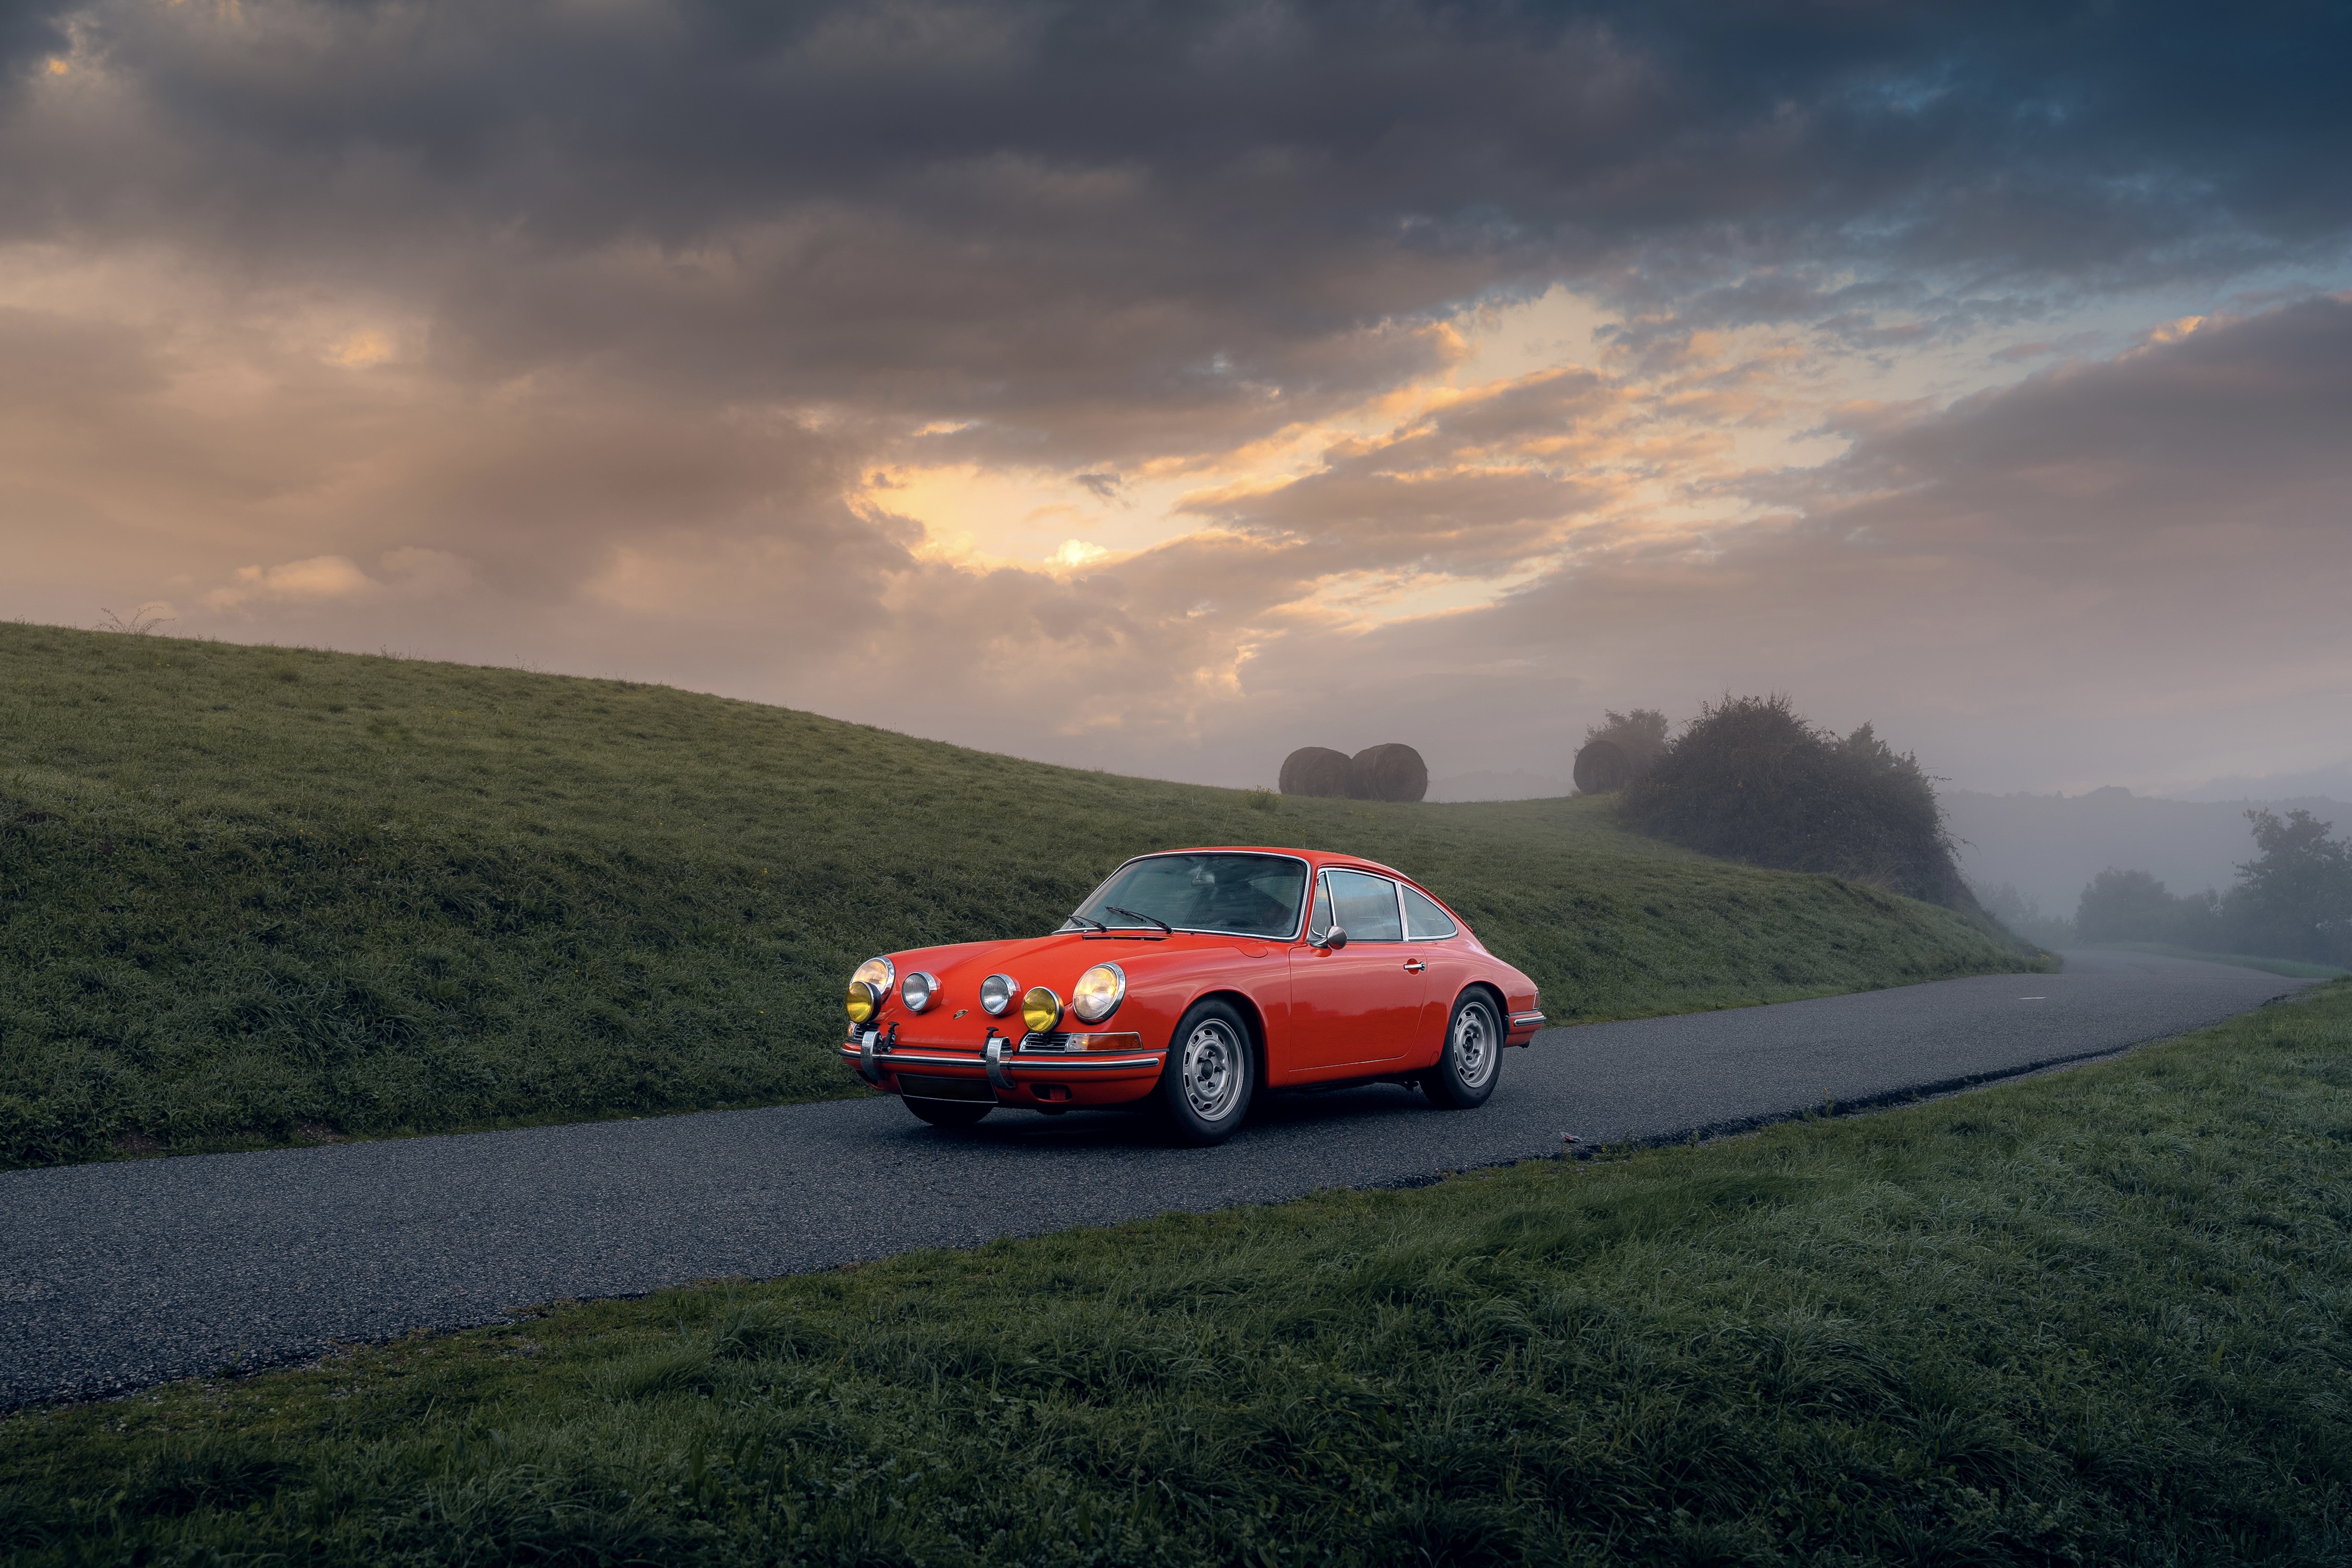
[1424,991,1502,1109]
[902,1096,994,1129]
[1155,998,1256,1146]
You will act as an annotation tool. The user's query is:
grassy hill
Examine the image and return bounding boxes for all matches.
[0,623,2042,1168]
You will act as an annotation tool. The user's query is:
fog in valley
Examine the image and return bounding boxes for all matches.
[1948,788,2352,918]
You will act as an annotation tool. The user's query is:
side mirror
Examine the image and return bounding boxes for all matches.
[1321,926,1348,951]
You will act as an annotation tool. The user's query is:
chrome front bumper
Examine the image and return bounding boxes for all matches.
[845,1031,1165,1094]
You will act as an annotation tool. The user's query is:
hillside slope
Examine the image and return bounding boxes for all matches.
[0,624,2042,1166]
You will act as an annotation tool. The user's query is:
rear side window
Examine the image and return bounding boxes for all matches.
[1401,884,1459,939]
[1320,870,1404,942]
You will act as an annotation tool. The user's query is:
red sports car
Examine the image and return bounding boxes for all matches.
[838,846,1545,1144]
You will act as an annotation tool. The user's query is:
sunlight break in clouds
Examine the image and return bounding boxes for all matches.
[3,0,2349,794]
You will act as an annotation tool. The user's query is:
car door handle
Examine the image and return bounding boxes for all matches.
[1403,960,1426,973]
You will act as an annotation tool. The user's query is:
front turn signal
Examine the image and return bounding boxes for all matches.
[846,979,880,1024]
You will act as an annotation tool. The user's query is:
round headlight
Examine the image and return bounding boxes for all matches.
[845,979,879,1025]
[1021,985,1063,1035]
[901,971,938,1012]
[980,973,1018,1016]
[852,956,895,996]
[1070,962,1126,1023]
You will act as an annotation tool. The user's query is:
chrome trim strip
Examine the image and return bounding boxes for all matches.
[1510,1011,1546,1029]
[838,1045,1165,1074]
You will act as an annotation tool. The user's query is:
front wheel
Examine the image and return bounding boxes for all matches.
[1155,999,1256,1145]
[903,1096,994,1129]
[1424,992,1501,1109]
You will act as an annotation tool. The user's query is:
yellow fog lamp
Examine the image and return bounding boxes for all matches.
[1021,985,1064,1035]
[845,956,895,1025]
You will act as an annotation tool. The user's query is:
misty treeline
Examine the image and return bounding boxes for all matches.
[1978,809,2352,966]
[1598,695,1974,910]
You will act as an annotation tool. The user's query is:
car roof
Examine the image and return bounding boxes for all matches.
[1138,845,1413,882]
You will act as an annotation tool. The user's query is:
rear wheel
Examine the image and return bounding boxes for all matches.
[1424,992,1501,1109]
[1155,999,1255,1145]
[902,1096,994,1129]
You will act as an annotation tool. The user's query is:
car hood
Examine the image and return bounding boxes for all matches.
[880,928,1275,1040]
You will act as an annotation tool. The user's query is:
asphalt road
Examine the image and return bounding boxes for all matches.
[0,949,2307,1409]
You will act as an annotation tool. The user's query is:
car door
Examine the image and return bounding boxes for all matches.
[1398,880,1471,1065]
[1285,869,1426,1072]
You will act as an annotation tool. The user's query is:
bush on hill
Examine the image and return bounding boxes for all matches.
[1622,695,1973,908]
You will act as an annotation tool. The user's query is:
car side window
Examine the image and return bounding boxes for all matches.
[1320,869,1404,942]
[1400,884,1459,939]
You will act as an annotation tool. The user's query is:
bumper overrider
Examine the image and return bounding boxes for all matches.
[843,1027,1167,1105]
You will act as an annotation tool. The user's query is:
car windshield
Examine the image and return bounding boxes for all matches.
[1064,853,1307,938]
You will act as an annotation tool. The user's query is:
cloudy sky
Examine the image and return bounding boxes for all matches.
[7,0,2349,797]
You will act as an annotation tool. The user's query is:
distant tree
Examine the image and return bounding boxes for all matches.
[2230,808,2352,964]
[1975,882,2075,949]
[2076,869,2182,944]
[1621,694,1973,908]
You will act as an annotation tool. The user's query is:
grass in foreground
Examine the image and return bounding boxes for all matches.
[0,623,2040,1168]
[6,984,2346,1565]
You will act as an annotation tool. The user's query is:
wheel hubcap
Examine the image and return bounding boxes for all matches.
[1182,1019,1245,1121]
[1453,1005,1496,1088]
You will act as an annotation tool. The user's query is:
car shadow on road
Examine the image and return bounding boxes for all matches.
[876,1082,1442,1152]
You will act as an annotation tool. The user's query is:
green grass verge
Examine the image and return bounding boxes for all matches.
[6,982,2345,1564]
[0,623,2040,1168]
[2085,942,2352,982]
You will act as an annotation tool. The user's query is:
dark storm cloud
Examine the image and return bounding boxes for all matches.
[11,0,2349,465]
[1827,296,2352,534]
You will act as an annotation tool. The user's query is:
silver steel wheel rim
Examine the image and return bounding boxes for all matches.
[1453,1004,1497,1089]
[1182,1019,1245,1121]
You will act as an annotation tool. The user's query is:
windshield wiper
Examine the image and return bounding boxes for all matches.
[1064,912,1108,932]
[1104,903,1173,935]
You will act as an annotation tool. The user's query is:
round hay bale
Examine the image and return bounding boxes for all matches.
[1278,746,1354,798]
[1347,743,1428,803]
[1573,738,1634,794]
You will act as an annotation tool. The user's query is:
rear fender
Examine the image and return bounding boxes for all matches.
[1457,981,1511,1045]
